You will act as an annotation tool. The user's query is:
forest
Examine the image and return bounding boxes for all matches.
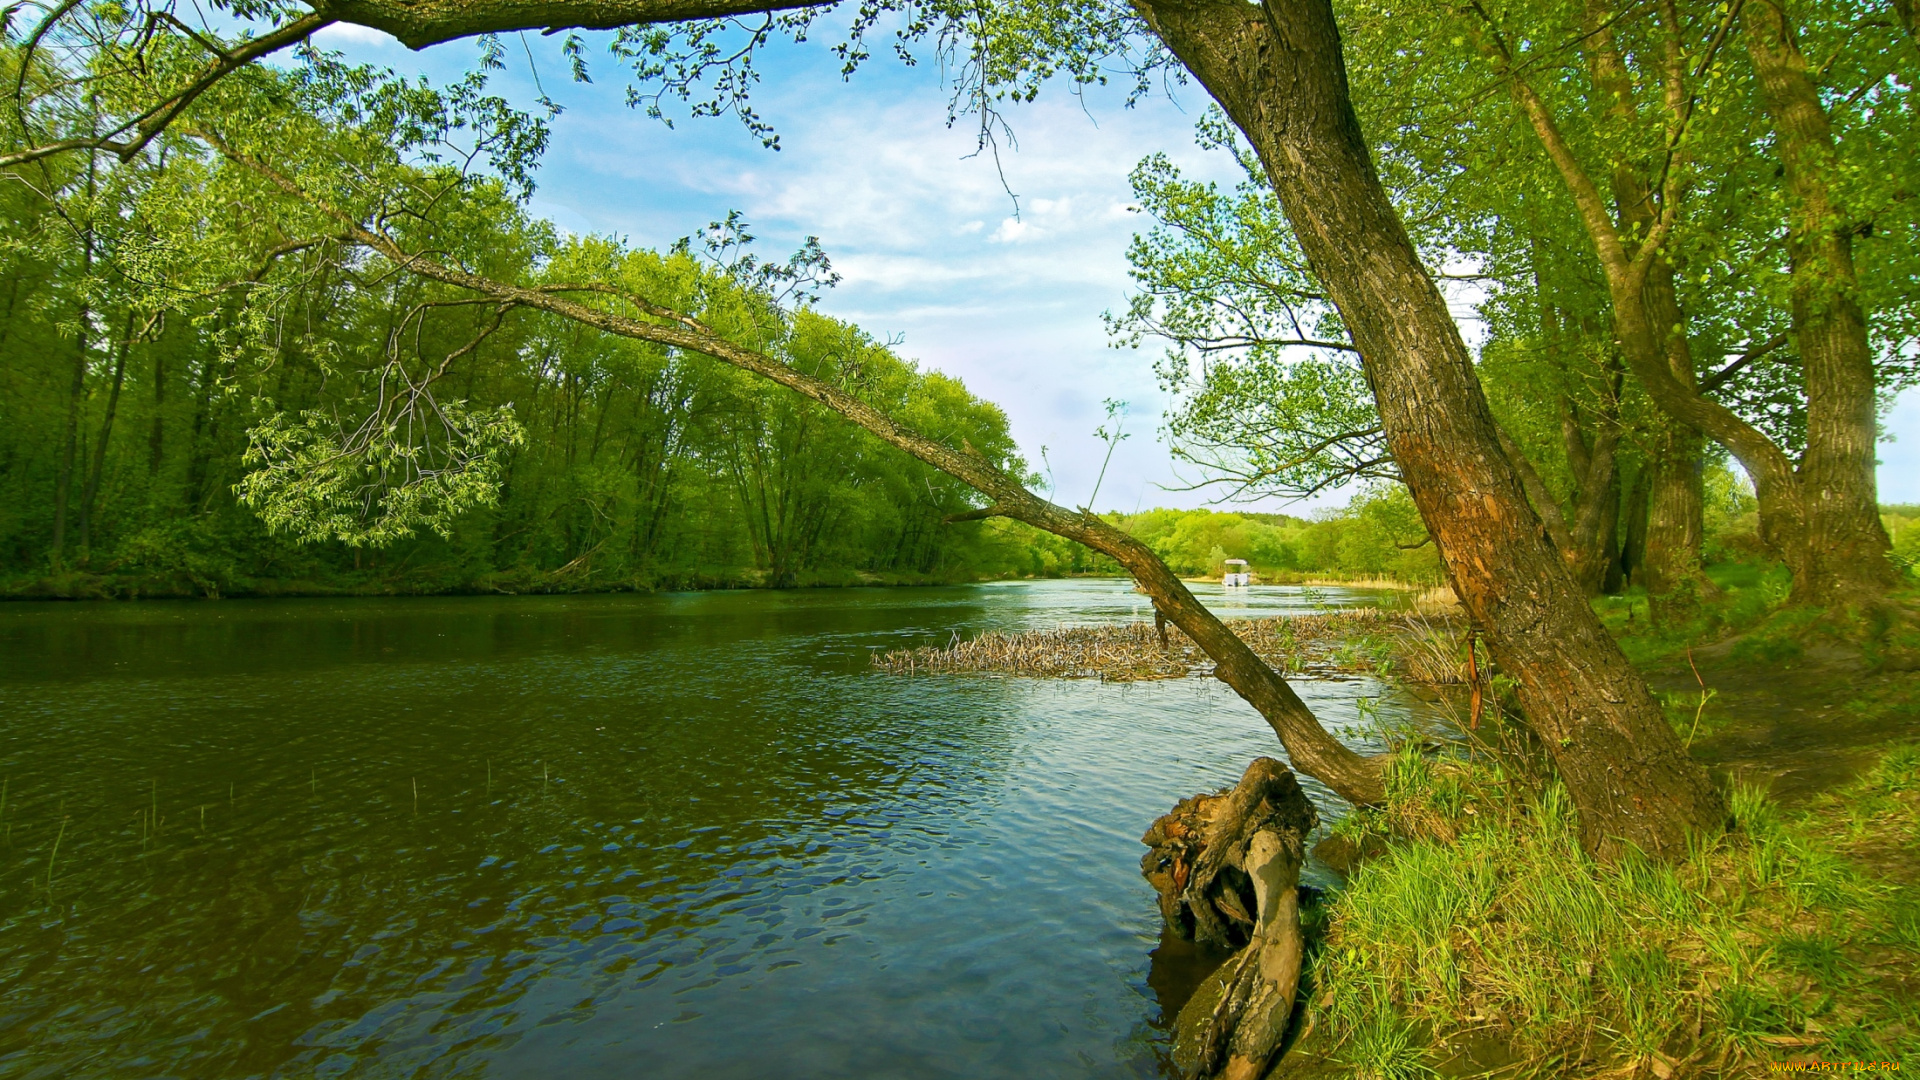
[6,69,1910,601]
[2,0,1918,1076]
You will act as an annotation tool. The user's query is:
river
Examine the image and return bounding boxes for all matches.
[0,580,1440,1078]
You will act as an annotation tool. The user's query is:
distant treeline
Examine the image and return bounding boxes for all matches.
[0,188,1060,596]
[1114,483,1916,589]
[1108,487,1440,584]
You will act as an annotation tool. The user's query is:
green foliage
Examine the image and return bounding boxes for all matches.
[1105,485,1441,584]
[0,55,1055,595]
[1886,506,1920,582]
[1337,0,1920,461]
[235,402,526,547]
[1702,464,1763,562]
[1110,132,1389,502]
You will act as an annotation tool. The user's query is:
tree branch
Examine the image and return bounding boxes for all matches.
[1700,332,1789,394]
[311,0,836,49]
[942,505,1006,523]
[0,13,335,170]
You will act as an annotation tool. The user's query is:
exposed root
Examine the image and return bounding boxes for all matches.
[1141,758,1318,1080]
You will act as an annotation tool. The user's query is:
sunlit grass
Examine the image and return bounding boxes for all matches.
[1305,742,1920,1076]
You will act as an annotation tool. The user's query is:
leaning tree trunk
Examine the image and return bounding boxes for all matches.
[1130,0,1725,858]
[1744,0,1898,603]
[214,137,1393,807]
[1141,757,1316,1080]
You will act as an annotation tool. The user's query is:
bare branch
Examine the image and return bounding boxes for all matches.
[1701,332,1789,394]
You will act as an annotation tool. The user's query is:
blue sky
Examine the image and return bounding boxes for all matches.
[311,21,1920,512]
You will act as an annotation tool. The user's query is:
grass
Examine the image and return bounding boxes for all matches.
[1595,555,1920,673]
[1299,742,1920,1077]
[1593,559,1799,667]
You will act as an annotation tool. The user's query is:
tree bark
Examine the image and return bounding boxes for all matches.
[1643,424,1713,623]
[1126,0,1724,858]
[1742,0,1898,602]
[79,311,135,553]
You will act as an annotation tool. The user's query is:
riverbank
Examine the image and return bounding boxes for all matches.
[869,576,1920,1076]
[1,564,1046,601]
[1253,596,1920,1076]
[1274,735,1919,1079]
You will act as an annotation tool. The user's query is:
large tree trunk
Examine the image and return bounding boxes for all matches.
[1643,424,1713,623]
[1129,0,1724,857]
[1743,0,1898,603]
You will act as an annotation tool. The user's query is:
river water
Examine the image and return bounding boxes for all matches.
[0,580,1436,1079]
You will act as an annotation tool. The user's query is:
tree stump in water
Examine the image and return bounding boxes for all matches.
[1140,757,1317,1080]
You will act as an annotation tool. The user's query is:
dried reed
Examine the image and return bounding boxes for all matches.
[873,609,1480,684]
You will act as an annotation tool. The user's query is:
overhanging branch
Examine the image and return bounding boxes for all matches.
[200,130,1388,804]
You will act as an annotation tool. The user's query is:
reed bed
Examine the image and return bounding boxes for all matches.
[872,609,1479,684]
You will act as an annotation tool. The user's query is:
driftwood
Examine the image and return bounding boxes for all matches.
[1141,758,1318,1080]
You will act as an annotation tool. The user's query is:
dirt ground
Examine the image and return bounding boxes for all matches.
[1658,644,1918,811]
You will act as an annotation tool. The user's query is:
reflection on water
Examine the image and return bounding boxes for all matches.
[0,580,1435,1078]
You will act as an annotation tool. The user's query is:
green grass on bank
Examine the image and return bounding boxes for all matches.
[1298,742,1920,1078]
[1594,556,1920,671]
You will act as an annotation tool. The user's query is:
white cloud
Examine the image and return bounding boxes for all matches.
[312,23,398,47]
[989,217,1037,244]
[316,33,1312,511]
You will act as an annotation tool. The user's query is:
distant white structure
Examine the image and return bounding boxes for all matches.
[1223,559,1251,587]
